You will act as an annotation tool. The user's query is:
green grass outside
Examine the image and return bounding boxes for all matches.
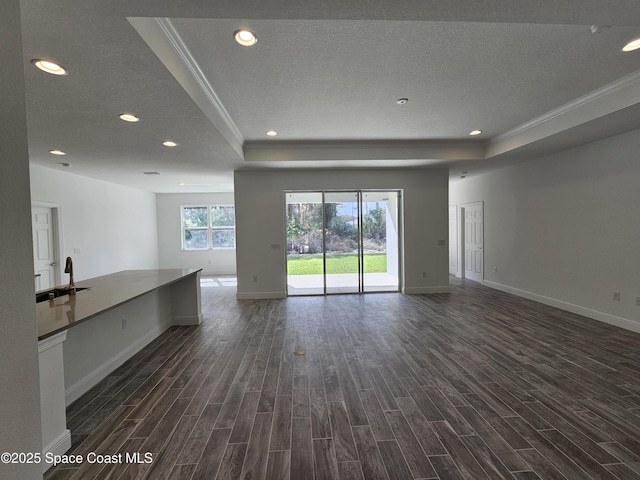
[287,253,387,275]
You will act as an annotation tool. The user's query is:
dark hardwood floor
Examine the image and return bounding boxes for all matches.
[45,277,640,480]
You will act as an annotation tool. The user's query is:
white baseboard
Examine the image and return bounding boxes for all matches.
[65,326,166,405]
[404,286,451,295]
[483,280,640,334]
[236,291,287,300]
[42,429,72,473]
[172,313,203,325]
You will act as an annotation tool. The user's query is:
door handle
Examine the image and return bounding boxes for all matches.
[34,273,41,277]
[50,262,56,266]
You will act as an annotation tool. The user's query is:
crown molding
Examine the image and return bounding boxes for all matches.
[488,69,640,158]
[128,17,245,157]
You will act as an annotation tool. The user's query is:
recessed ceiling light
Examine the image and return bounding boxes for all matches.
[49,150,66,156]
[469,130,482,136]
[396,98,408,105]
[622,37,640,52]
[234,29,257,46]
[163,141,178,147]
[32,59,67,76]
[119,113,140,122]
[266,130,278,137]
[178,182,185,186]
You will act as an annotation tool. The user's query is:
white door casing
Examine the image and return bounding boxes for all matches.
[448,205,457,275]
[462,202,483,283]
[32,206,57,290]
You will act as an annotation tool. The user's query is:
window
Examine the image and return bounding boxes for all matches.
[182,205,235,250]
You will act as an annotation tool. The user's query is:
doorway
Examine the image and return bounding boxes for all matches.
[460,202,483,283]
[285,190,401,296]
[32,203,61,291]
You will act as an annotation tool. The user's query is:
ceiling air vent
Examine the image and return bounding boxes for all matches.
[142,171,160,175]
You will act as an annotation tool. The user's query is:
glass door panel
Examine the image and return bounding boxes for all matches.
[324,191,360,294]
[362,191,400,292]
[286,192,325,296]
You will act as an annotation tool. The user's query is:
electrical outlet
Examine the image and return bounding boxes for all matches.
[636,296,640,307]
[612,292,621,301]
[422,271,426,278]
[122,318,127,329]
[253,276,258,283]
[73,247,82,254]
[493,266,498,273]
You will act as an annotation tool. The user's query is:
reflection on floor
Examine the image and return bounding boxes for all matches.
[288,272,399,295]
[200,276,237,288]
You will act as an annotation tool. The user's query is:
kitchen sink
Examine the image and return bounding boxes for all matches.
[36,287,90,303]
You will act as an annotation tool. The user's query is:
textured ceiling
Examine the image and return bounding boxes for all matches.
[19,0,640,192]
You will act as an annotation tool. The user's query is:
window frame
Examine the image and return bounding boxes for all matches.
[181,204,236,251]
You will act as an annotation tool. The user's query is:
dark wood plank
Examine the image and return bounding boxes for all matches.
[142,414,199,480]
[429,454,466,480]
[228,390,260,444]
[395,397,446,456]
[359,390,394,441]
[258,370,280,413]
[176,402,222,464]
[430,421,490,480]
[351,425,389,480]
[516,448,573,480]
[293,374,311,418]
[338,461,365,480]
[214,382,247,429]
[377,440,414,480]
[310,388,332,439]
[190,428,232,480]
[313,438,340,480]
[266,451,291,480]
[291,417,314,480]
[456,405,529,472]
[215,443,247,480]
[239,412,273,479]
[270,395,293,451]
[329,401,359,462]
[367,368,398,411]
[384,409,437,479]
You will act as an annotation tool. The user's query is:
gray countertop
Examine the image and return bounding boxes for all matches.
[36,269,201,340]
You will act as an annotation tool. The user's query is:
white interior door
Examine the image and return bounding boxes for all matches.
[448,205,457,275]
[32,206,57,291]
[463,202,483,283]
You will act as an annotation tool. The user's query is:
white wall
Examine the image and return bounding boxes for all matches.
[156,193,237,275]
[30,165,159,282]
[0,1,43,477]
[234,169,449,298]
[450,128,640,333]
[64,289,171,404]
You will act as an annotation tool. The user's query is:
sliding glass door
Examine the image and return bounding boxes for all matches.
[324,191,360,294]
[285,192,325,295]
[362,191,400,293]
[286,190,400,296]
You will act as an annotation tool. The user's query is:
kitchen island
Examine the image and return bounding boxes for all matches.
[37,268,202,471]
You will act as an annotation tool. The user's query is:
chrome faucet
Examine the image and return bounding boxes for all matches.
[64,256,76,294]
